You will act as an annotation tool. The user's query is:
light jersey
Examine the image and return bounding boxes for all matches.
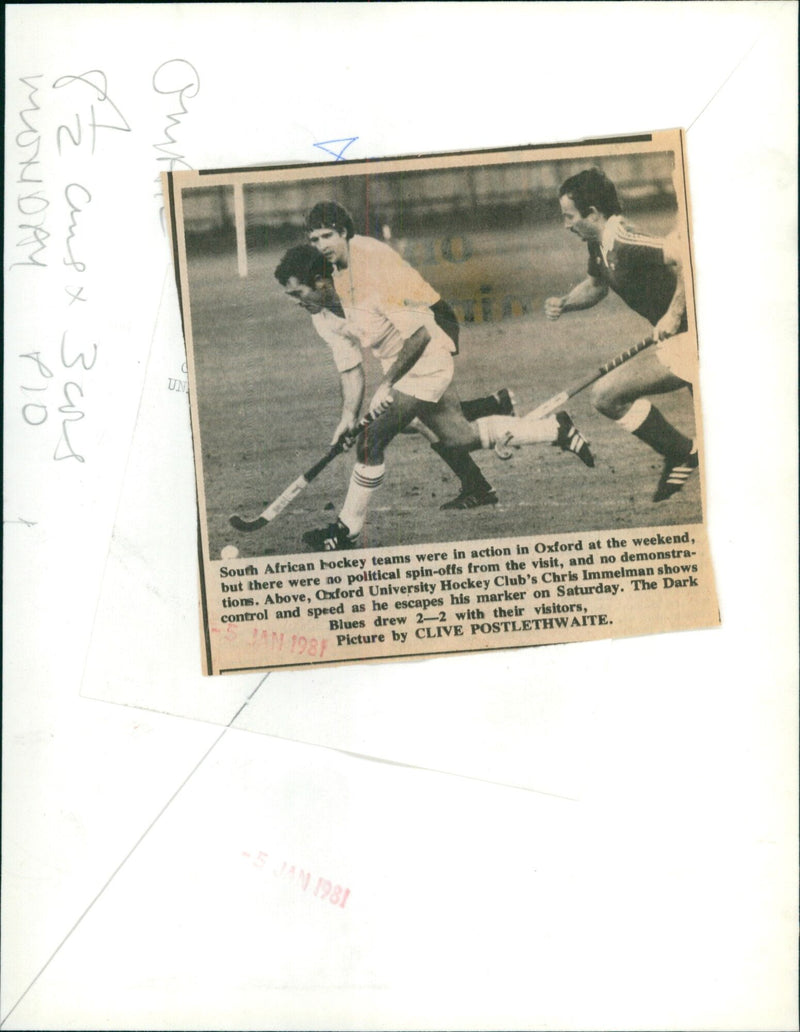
[588,215,688,332]
[310,308,362,373]
[332,235,456,365]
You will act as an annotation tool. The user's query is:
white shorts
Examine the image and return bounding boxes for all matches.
[387,338,455,403]
[655,332,696,385]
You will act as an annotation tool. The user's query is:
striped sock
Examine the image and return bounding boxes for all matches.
[339,462,385,536]
[618,399,692,458]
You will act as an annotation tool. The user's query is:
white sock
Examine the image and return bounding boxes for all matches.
[616,397,651,433]
[514,413,558,444]
[339,462,385,535]
[476,414,558,448]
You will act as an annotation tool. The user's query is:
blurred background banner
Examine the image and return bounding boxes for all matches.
[183,150,677,245]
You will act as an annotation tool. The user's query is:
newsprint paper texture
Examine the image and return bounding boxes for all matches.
[164,129,719,675]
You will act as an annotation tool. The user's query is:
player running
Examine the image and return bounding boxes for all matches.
[299,201,593,551]
[544,167,698,502]
[274,243,516,511]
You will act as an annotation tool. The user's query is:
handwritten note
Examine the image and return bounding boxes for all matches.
[4,39,208,733]
[151,59,201,226]
[312,137,358,162]
[12,75,107,465]
[9,64,202,475]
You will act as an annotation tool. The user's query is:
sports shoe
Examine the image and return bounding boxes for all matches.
[554,411,594,467]
[494,388,517,416]
[653,447,699,502]
[301,518,358,551]
[440,486,499,510]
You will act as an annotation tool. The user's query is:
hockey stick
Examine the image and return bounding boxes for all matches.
[528,335,657,420]
[229,408,383,532]
[495,335,657,458]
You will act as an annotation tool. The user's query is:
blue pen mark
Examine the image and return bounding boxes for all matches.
[313,137,358,162]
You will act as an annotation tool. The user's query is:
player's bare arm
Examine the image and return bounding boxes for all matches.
[654,243,687,340]
[368,326,430,415]
[330,365,366,445]
[545,275,608,320]
[654,274,687,340]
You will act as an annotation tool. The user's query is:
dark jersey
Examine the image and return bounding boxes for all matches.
[588,219,688,332]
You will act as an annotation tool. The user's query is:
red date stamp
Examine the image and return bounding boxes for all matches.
[242,849,350,909]
[211,626,328,659]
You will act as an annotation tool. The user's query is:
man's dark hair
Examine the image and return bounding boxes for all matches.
[559,167,622,218]
[274,244,331,287]
[305,201,356,239]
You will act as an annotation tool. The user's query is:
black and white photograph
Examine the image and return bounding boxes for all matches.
[166,131,719,674]
[176,136,704,557]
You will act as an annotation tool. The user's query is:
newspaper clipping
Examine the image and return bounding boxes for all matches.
[164,130,719,675]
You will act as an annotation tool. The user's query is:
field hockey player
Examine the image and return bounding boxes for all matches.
[298,202,593,551]
[545,167,698,502]
[275,243,519,510]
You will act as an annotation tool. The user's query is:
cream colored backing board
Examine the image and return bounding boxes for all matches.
[5,5,796,1030]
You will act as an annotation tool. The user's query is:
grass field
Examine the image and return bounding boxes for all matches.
[185,216,702,559]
